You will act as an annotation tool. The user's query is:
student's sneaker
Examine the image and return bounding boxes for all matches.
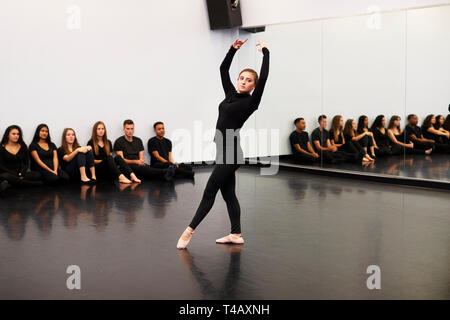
[164,165,176,181]
[215,234,244,244]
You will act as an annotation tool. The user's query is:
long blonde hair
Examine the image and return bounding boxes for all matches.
[90,121,110,156]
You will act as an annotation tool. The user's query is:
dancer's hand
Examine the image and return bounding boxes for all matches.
[256,40,267,52]
[232,38,248,50]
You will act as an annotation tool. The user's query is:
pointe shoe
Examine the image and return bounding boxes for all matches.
[177,228,195,249]
[215,234,244,244]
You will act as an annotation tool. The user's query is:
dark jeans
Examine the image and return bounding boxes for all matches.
[0,171,42,187]
[153,161,194,178]
[189,164,241,234]
[63,151,95,180]
[95,155,133,180]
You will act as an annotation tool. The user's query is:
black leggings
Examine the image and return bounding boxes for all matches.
[153,162,194,178]
[0,171,43,187]
[293,153,318,164]
[38,168,70,185]
[391,145,427,155]
[63,151,95,180]
[95,155,133,179]
[375,145,392,157]
[128,163,167,180]
[189,164,241,234]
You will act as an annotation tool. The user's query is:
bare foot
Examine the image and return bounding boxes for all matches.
[118,174,132,184]
[130,173,141,183]
[425,148,433,155]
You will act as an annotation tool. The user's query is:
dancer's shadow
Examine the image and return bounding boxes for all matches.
[177,244,243,299]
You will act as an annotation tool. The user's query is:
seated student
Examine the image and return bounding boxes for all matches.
[421,115,450,150]
[370,115,393,157]
[289,118,319,164]
[404,114,436,151]
[113,119,175,181]
[343,119,374,162]
[434,115,450,140]
[57,128,97,184]
[88,121,141,184]
[329,115,365,163]
[444,114,450,131]
[29,124,69,185]
[311,115,348,164]
[357,115,377,158]
[147,121,194,179]
[387,116,432,155]
[0,125,42,187]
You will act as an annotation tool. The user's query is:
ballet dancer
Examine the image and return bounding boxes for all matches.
[177,38,270,249]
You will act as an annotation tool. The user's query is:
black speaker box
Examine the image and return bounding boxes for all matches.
[206,0,243,30]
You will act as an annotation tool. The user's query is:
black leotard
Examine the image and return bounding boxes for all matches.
[214,45,270,163]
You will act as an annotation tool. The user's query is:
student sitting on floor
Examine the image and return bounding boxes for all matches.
[289,118,319,164]
[113,119,175,181]
[147,121,194,179]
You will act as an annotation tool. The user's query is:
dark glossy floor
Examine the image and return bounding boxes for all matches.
[281,153,450,182]
[0,166,449,299]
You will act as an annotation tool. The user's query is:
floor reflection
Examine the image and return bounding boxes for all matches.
[0,168,448,299]
[283,154,450,181]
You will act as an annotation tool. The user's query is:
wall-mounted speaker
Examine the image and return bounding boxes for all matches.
[206,0,242,30]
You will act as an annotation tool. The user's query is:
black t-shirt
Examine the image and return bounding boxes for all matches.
[113,136,144,160]
[29,142,57,170]
[289,130,309,156]
[311,128,329,151]
[57,147,69,170]
[405,125,422,143]
[372,128,390,147]
[329,129,344,145]
[0,145,30,175]
[147,136,172,166]
[87,139,113,161]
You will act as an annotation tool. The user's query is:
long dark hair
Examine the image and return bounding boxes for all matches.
[434,115,444,130]
[421,114,434,131]
[32,124,52,144]
[444,114,450,131]
[370,115,385,131]
[357,115,368,134]
[1,125,27,149]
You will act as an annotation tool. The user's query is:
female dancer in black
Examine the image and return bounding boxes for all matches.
[357,115,377,158]
[386,116,432,155]
[29,124,70,185]
[0,125,42,187]
[177,38,270,249]
[370,115,392,157]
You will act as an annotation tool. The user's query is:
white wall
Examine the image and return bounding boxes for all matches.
[0,0,240,163]
[241,0,450,27]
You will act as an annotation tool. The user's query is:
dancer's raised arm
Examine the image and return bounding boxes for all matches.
[220,38,248,95]
[249,40,270,109]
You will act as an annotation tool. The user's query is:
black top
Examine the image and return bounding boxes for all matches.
[113,136,144,160]
[390,130,406,145]
[344,133,354,144]
[147,136,172,166]
[214,45,270,162]
[29,142,57,171]
[311,128,329,151]
[57,147,70,170]
[87,139,113,161]
[0,145,30,175]
[420,125,438,142]
[289,130,309,156]
[405,125,422,143]
[328,129,344,145]
[372,128,390,148]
